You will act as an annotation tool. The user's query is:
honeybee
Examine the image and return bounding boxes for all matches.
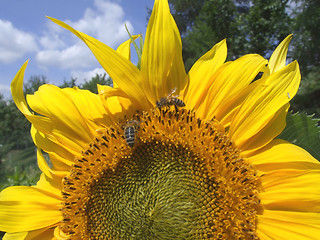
[156,88,185,109]
[124,120,140,148]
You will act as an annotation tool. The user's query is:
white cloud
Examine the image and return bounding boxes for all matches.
[39,21,66,50]
[36,43,97,70]
[0,84,11,99]
[71,68,108,85]
[0,19,38,64]
[70,0,133,46]
[36,0,133,70]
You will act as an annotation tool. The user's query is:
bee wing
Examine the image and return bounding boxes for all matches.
[168,87,181,98]
[168,87,176,96]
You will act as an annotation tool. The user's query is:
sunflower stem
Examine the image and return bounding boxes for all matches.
[125,24,142,70]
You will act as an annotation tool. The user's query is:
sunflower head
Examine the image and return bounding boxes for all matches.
[1,0,320,239]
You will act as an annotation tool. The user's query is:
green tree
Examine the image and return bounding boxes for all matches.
[292,0,320,74]
[169,0,292,70]
[23,75,48,95]
[59,77,77,88]
[0,96,33,159]
[289,0,320,116]
[80,73,112,93]
[242,0,291,56]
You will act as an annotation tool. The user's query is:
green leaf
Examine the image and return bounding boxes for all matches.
[278,111,320,161]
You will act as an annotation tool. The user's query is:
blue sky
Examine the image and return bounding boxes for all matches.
[0,0,154,98]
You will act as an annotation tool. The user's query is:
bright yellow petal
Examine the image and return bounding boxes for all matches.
[257,210,320,239]
[48,17,150,109]
[215,80,261,128]
[238,103,289,156]
[184,39,227,110]
[3,227,55,240]
[252,140,320,238]
[260,169,320,211]
[115,34,141,89]
[36,149,68,187]
[3,232,28,240]
[257,150,320,212]
[116,34,141,61]
[27,85,93,142]
[98,85,135,120]
[11,61,52,131]
[26,85,115,156]
[265,34,293,76]
[141,0,187,104]
[98,85,130,100]
[248,139,320,167]
[35,173,63,199]
[12,62,89,157]
[196,54,267,122]
[0,186,62,232]
[230,61,300,152]
[60,87,113,131]
[31,126,75,171]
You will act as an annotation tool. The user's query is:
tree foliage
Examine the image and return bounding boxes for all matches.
[289,0,320,116]
[23,75,48,95]
[292,0,320,74]
[0,95,32,159]
[169,0,291,69]
[80,73,112,94]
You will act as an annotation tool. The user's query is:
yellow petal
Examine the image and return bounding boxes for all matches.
[238,103,289,156]
[60,87,113,131]
[116,34,141,61]
[11,61,52,130]
[3,232,28,240]
[115,34,141,89]
[35,173,63,199]
[31,126,75,170]
[185,39,227,110]
[259,169,320,212]
[27,85,111,154]
[197,54,267,122]
[0,186,62,232]
[27,85,92,141]
[12,62,96,157]
[98,85,135,120]
[36,149,68,186]
[267,34,293,75]
[230,61,300,151]
[248,139,320,168]
[257,210,320,239]
[3,227,55,240]
[141,0,187,104]
[48,17,150,109]
[216,80,261,128]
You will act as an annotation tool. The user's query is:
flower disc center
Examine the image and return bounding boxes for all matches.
[87,140,209,239]
[59,108,262,239]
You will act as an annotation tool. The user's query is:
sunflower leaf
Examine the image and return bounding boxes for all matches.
[278,111,320,161]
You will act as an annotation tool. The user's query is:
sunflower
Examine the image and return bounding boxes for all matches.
[1,0,320,239]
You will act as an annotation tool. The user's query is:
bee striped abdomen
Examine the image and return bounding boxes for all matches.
[173,98,185,107]
[156,97,185,108]
[124,126,135,147]
[124,120,140,148]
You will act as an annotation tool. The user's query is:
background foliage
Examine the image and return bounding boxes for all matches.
[0,1,319,237]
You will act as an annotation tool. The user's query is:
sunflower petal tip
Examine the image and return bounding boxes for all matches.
[284,34,293,43]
